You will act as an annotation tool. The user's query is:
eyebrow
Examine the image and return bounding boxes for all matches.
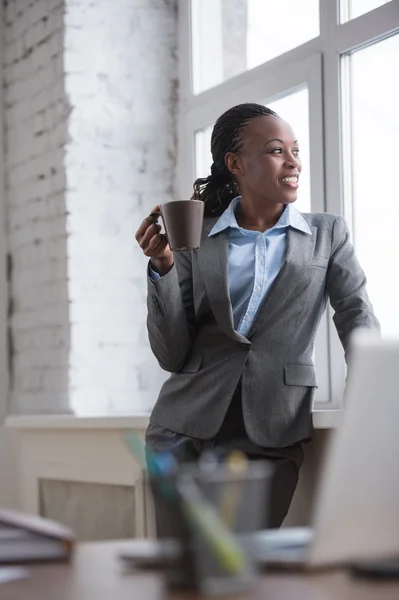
[264,138,298,147]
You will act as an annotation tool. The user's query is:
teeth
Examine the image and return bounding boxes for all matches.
[281,176,298,183]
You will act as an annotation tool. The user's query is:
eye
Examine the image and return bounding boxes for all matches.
[293,148,300,156]
[270,148,283,154]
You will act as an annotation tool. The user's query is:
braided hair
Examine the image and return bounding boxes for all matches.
[192,103,278,217]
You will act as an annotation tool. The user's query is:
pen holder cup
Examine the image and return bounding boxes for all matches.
[146,459,273,595]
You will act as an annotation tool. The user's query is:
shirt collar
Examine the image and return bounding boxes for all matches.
[208,196,311,236]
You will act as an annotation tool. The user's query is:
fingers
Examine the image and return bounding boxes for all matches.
[141,222,161,246]
[135,215,158,241]
[135,205,162,240]
[137,221,168,257]
[143,232,168,257]
[135,207,169,258]
[142,225,161,249]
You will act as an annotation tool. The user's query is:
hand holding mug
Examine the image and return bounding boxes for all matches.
[135,205,174,276]
[136,199,204,276]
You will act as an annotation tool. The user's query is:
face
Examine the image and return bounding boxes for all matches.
[226,116,302,205]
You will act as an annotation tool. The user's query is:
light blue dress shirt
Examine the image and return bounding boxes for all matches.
[208,196,311,337]
[150,195,311,338]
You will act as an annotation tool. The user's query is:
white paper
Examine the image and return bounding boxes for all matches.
[0,567,29,584]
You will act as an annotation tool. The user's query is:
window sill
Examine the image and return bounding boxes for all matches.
[312,409,343,429]
[5,409,343,431]
[5,414,150,430]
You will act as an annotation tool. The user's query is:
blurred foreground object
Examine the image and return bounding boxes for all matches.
[253,330,399,568]
[0,507,74,564]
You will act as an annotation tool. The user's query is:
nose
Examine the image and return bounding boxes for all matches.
[284,153,301,170]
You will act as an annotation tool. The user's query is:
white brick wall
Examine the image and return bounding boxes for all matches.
[3,0,70,414]
[64,0,177,414]
[3,0,177,415]
[1,0,18,508]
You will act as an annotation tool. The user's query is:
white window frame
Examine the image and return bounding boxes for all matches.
[177,0,399,409]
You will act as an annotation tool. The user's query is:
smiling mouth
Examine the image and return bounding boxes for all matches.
[280,175,299,184]
[279,175,299,189]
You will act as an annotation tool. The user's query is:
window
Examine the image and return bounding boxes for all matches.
[342,34,399,337]
[341,0,393,21]
[191,0,319,94]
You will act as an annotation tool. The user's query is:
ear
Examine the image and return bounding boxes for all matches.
[225,152,244,176]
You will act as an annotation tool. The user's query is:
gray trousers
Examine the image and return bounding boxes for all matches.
[146,384,304,531]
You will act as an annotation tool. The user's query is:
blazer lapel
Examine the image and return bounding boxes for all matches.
[248,226,317,337]
[197,219,248,344]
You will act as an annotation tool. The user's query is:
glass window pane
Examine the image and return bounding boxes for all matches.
[342,34,399,336]
[191,0,319,94]
[267,88,311,213]
[195,126,213,180]
[341,0,393,22]
[194,88,311,213]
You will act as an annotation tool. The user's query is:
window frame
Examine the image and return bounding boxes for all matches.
[177,0,399,409]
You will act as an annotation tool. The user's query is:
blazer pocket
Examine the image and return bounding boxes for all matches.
[309,256,328,269]
[284,364,318,387]
[179,354,203,374]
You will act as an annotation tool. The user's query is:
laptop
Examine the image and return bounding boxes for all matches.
[252,329,399,568]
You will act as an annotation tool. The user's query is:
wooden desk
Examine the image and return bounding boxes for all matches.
[2,541,399,600]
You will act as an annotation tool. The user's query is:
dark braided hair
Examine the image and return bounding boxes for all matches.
[192,103,278,217]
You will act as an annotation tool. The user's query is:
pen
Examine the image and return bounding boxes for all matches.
[219,451,248,530]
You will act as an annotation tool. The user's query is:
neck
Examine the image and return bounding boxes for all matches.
[236,194,286,232]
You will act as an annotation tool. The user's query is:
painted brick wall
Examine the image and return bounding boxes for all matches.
[3,0,70,413]
[64,0,177,414]
[2,0,177,415]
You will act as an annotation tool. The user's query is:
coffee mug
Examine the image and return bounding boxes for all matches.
[150,200,204,252]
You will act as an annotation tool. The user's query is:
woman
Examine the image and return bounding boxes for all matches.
[135,103,379,528]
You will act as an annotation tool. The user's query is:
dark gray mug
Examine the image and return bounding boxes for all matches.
[150,200,204,252]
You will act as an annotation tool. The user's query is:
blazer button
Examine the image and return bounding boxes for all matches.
[243,345,251,351]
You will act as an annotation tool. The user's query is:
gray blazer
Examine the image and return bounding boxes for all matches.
[146,212,380,448]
